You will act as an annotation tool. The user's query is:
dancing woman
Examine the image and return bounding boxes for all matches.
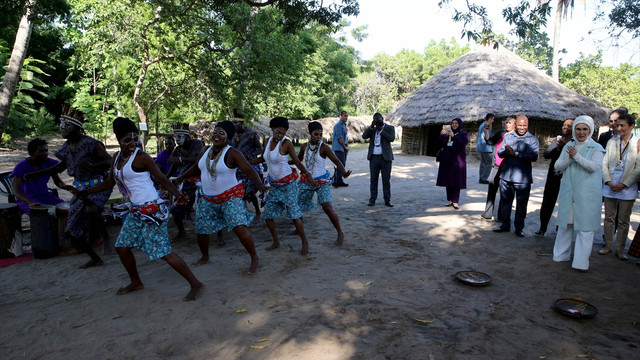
[174,121,266,274]
[251,117,315,255]
[81,117,203,301]
[296,121,351,245]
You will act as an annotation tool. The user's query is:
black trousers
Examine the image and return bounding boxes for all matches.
[538,173,562,233]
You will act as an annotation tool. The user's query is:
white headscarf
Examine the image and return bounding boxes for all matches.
[572,115,594,144]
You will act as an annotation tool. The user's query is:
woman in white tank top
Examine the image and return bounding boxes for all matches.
[174,121,265,274]
[296,121,352,246]
[249,116,315,256]
[80,117,204,301]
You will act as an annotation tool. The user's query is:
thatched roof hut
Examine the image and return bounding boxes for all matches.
[190,116,385,145]
[387,45,611,156]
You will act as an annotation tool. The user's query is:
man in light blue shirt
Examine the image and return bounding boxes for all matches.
[476,113,495,184]
[332,110,349,187]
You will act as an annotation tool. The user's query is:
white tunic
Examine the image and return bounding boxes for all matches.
[264,136,292,180]
[115,148,158,205]
[198,145,239,195]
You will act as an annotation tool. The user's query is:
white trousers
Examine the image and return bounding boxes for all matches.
[553,225,594,270]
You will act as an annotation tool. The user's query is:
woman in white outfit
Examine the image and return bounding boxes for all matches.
[81,117,204,301]
[553,116,605,271]
[600,113,640,260]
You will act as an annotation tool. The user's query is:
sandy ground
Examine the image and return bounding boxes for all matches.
[1,142,640,360]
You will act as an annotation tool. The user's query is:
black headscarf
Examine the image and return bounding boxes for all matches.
[215,120,236,140]
[113,117,138,141]
[270,116,289,130]
[308,121,323,133]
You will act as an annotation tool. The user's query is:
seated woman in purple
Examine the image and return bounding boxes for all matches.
[11,138,65,214]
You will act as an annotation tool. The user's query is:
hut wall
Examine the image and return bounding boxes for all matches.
[400,126,423,155]
[401,125,444,156]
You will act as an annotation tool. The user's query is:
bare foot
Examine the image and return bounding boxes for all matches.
[192,258,210,266]
[79,258,104,269]
[266,243,280,251]
[183,283,205,301]
[300,242,309,256]
[247,256,259,275]
[335,233,344,246]
[116,283,144,295]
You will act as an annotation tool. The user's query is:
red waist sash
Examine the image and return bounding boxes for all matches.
[200,183,245,204]
[269,169,298,185]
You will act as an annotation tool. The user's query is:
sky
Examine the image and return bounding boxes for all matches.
[342,0,639,67]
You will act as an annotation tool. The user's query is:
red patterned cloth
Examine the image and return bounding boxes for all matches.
[130,202,161,215]
[269,169,298,184]
[200,183,245,204]
[186,176,201,183]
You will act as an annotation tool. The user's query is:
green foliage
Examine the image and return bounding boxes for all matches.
[501,30,559,74]
[351,25,368,42]
[63,0,359,130]
[603,0,640,39]
[2,55,57,137]
[502,1,551,39]
[352,71,396,114]
[560,52,640,112]
[352,38,469,114]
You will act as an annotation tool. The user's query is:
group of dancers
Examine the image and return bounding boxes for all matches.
[17,115,351,301]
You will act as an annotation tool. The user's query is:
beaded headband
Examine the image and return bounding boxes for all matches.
[173,129,190,136]
[60,115,84,129]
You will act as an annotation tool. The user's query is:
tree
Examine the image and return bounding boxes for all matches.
[66,0,359,131]
[0,0,69,143]
[500,30,558,74]
[358,38,469,109]
[442,1,588,81]
[0,0,36,144]
[352,71,396,114]
[441,0,551,47]
[539,1,578,81]
[598,0,640,40]
[560,51,640,111]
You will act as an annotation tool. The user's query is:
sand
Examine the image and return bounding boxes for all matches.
[1,143,639,360]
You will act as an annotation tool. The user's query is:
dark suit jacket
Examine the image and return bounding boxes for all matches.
[363,124,395,161]
[597,131,613,149]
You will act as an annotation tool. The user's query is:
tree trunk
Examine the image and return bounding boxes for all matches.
[133,61,150,149]
[552,1,563,82]
[0,0,36,143]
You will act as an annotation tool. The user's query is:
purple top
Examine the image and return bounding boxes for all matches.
[155,149,173,175]
[11,158,64,214]
[436,131,469,189]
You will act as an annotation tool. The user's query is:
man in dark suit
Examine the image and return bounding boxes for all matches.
[597,109,624,148]
[362,113,395,207]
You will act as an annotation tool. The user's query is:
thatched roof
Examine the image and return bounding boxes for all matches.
[189,116,385,144]
[387,45,611,128]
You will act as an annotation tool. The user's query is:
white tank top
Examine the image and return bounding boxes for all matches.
[198,145,239,195]
[115,148,158,205]
[305,141,326,178]
[264,136,292,180]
